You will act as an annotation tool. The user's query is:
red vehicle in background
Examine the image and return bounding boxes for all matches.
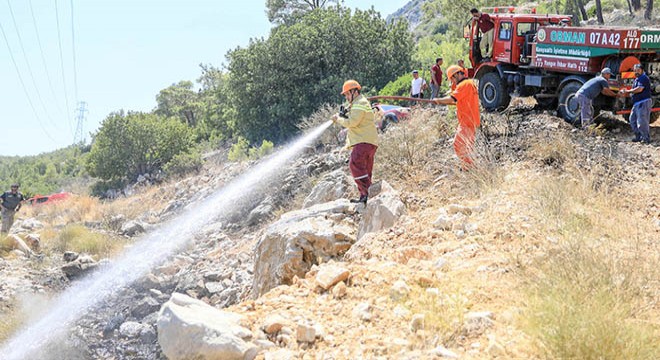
[373,104,411,132]
[27,192,71,206]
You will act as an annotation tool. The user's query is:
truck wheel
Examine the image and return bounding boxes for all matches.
[558,82,582,126]
[479,72,511,111]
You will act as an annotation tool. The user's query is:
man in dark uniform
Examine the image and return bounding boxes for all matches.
[1,184,25,234]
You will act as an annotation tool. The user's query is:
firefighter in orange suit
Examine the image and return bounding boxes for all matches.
[332,80,378,204]
[432,66,481,169]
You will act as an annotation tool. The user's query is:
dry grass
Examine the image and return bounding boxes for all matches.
[376,108,451,182]
[521,238,660,359]
[398,282,469,349]
[0,303,25,343]
[520,168,660,359]
[298,104,344,147]
[45,224,127,257]
[527,132,576,169]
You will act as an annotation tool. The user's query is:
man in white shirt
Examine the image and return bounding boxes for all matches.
[410,70,427,99]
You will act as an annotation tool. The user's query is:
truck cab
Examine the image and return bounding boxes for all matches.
[466,8,571,111]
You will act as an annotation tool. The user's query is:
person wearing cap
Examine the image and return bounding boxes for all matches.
[432,66,480,169]
[410,70,428,100]
[332,80,378,204]
[470,8,495,61]
[1,184,25,234]
[430,58,444,99]
[575,68,619,129]
[620,64,652,143]
[452,60,470,91]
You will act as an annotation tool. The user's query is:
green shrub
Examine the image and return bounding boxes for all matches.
[163,149,204,177]
[227,137,250,162]
[248,140,274,160]
[228,138,275,162]
[90,178,128,198]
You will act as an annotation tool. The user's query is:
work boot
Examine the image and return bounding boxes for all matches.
[631,137,642,143]
[350,195,368,204]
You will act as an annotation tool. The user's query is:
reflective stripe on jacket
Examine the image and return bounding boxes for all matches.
[336,94,378,148]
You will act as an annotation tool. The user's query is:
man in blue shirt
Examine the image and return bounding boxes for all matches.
[620,64,652,143]
[575,68,619,129]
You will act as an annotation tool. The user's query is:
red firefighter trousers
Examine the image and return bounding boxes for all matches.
[349,143,378,197]
[454,125,476,168]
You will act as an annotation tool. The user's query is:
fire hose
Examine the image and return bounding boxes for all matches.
[367,95,437,104]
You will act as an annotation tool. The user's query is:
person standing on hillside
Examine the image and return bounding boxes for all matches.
[332,80,378,204]
[1,184,25,234]
[471,8,495,61]
[620,64,652,144]
[410,70,428,100]
[575,67,619,129]
[430,58,444,99]
[432,66,480,170]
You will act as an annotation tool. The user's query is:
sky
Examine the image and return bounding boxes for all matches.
[0,0,407,156]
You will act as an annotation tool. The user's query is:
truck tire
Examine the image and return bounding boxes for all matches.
[479,72,511,111]
[558,82,582,126]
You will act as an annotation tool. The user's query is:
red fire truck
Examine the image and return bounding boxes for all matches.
[466,7,660,124]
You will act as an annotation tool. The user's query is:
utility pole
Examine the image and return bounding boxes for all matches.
[73,101,88,144]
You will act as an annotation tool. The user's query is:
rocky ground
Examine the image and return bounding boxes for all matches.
[0,102,658,359]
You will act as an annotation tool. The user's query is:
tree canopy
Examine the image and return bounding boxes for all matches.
[86,111,195,182]
[226,6,413,143]
[266,0,340,24]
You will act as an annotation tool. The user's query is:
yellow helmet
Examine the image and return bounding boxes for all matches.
[341,80,361,95]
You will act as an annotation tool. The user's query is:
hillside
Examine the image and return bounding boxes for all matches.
[1,1,659,359]
[0,100,658,358]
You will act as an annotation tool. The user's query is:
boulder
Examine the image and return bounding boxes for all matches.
[246,197,274,226]
[24,233,41,252]
[357,181,406,239]
[302,170,349,208]
[119,321,148,339]
[63,251,79,262]
[315,265,350,290]
[296,323,316,343]
[120,220,145,236]
[6,235,36,257]
[131,296,161,319]
[15,218,44,231]
[252,200,357,296]
[157,292,257,360]
[61,255,98,279]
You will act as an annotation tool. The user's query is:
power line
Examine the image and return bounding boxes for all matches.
[6,0,58,129]
[29,0,66,122]
[70,0,79,102]
[0,17,56,143]
[55,0,73,135]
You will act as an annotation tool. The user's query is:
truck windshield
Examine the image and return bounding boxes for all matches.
[517,23,535,36]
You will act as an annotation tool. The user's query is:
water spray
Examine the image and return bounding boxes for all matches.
[0,120,333,360]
